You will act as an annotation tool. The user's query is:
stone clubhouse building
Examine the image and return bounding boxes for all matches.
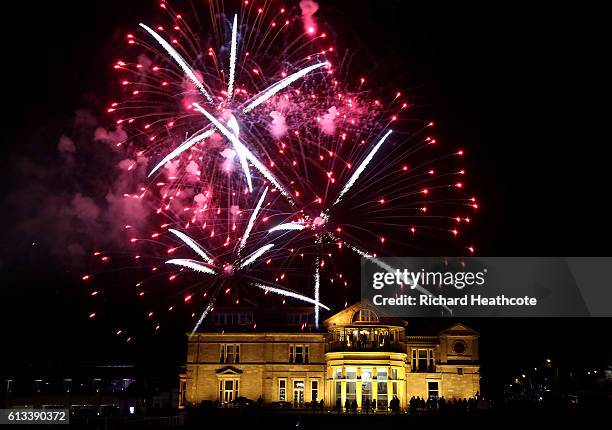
[179,301,480,410]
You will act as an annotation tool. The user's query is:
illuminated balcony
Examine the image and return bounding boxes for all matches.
[325,325,404,353]
[325,340,404,353]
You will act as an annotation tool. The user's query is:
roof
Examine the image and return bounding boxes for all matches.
[439,322,480,336]
[323,300,408,328]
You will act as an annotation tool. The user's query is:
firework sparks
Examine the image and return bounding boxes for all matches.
[314,236,322,328]
[242,62,329,113]
[165,227,273,332]
[148,129,214,177]
[333,130,393,206]
[268,223,306,233]
[166,258,217,274]
[141,15,327,185]
[138,23,213,102]
[165,227,329,331]
[253,283,330,311]
[193,102,293,202]
[238,186,268,256]
[89,1,477,340]
[168,228,214,264]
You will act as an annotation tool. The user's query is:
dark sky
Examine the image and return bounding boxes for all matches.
[0,0,609,393]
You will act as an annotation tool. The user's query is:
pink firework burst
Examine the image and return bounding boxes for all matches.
[85,0,478,341]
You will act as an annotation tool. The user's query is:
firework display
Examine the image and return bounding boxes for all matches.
[83,0,477,341]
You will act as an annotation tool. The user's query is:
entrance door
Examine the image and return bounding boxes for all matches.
[293,381,304,407]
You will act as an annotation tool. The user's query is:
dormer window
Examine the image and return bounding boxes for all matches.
[352,308,379,323]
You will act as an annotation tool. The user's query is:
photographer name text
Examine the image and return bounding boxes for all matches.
[372,294,538,307]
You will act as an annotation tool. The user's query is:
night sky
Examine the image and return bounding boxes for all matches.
[0,0,609,394]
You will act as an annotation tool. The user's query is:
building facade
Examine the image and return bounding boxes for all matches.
[180,302,480,409]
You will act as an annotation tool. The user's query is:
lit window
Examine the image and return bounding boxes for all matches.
[311,380,318,402]
[346,368,357,380]
[427,381,439,399]
[352,308,379,323]
[219,379,239,403]
[346,381,356,402]
[377,368,388,409]
[378,368,388,380]
[279,379,287,401]
[346,367,357,402]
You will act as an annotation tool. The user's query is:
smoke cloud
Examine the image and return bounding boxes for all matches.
[3,110,151,268]
[299,0,319,34]
[320,106,338,135]
[220,147,237,172]
[269,111,288,138]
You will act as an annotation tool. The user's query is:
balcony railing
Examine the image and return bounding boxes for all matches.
[325,340,404,353]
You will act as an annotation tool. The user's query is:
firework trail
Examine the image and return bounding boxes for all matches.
[333,130,393,206]
[190,299,215,337]
[226,14,238,101]
[238,186,268,256]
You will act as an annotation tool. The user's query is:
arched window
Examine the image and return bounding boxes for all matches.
[352,308,379,323]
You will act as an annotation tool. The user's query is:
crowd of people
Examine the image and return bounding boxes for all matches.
[319,394,490,415]
[215,393,491,415]
[333,331,398,350]
[330,396,402,414]
[408,395,490,414]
